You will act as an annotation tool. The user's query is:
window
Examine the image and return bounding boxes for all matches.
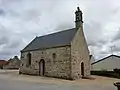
[27,53,31,66]
[81,62,84,76]
[21,64,23,66]
[52,53,56,63]
[52,53,56,59]
[21,54,24,58]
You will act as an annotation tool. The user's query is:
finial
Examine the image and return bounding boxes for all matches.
[77,6,80,11]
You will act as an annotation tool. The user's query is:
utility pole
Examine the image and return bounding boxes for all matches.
[110,45,115,55]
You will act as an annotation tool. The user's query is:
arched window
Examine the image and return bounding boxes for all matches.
[81,62,84,77]
[52,53,56,63]
[27,53,31,66]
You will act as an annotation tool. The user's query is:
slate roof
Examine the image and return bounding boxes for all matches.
[21,28,77,52]
[91,54,120,65]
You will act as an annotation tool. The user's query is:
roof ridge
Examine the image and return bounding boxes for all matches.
[91,54,120,65]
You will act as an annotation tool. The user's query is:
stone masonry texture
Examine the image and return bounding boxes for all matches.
[20,46,71,79]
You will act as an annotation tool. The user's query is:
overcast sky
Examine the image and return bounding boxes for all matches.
[0,0,120,60]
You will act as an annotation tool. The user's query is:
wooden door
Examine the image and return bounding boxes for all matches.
[39,59,45,76]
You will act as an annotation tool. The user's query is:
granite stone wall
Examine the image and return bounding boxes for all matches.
[71,26,90,80]
[20,46,71,79]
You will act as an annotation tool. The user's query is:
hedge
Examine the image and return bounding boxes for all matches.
[91,71,120,79]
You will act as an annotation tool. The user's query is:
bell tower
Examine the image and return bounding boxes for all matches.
[75,7,83,29]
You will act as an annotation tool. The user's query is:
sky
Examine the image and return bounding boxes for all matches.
[0,0,120,60]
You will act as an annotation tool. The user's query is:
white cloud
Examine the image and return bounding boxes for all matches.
[0,0,120,60]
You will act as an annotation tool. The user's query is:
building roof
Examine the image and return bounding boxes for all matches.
[21,28,77,52]
[0,60,8,66]
[91,54,120,65]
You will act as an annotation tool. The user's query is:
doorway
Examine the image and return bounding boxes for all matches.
[39,59,45,76]
[81,62,84,77]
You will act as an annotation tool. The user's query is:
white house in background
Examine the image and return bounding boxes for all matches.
[90,55,95,70]
[90,55,95,64]
[91,54,120,71]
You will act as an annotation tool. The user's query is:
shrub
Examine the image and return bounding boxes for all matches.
[114,68,120,74]
[91,71,120,79]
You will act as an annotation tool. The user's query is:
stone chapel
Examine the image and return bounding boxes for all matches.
[19,7,90,80]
